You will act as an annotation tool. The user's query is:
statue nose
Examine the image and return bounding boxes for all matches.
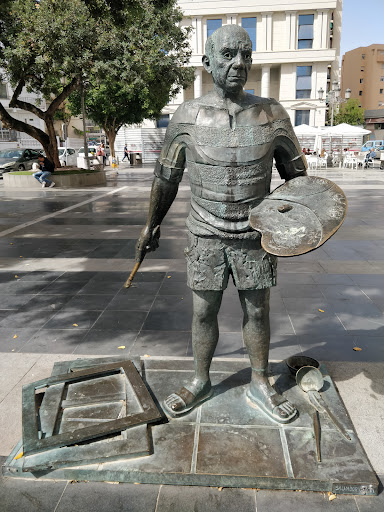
[233,54,245,69]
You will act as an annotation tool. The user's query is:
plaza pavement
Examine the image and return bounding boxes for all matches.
[0,162,383,511]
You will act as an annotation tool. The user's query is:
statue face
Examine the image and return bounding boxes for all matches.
[204,27,252,95]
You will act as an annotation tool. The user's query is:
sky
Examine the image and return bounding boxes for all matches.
[340,0,383,59]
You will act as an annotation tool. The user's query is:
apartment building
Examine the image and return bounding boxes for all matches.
[117,0,342,161]
[341,44,384,111]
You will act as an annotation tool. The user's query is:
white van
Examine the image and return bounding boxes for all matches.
[361,140,384,152]
[58,147,77,166]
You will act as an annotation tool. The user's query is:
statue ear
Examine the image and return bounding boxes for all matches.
[202,55,212,74]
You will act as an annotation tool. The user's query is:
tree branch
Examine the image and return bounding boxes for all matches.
[46,77,80,117]
[0,102,49,144]
[9,79,25,106]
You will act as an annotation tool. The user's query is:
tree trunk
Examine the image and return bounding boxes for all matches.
[44,116,61,167]
[106,128,116,159]
[81,84,90,170]
[0,103,50,148]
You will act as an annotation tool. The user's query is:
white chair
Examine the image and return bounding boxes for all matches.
[307,156,318,169]
[318,157,327,168]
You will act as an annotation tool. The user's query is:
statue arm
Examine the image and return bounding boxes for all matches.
[135,175,179,262]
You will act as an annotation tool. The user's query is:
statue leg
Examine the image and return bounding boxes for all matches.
[163,289,223,416]
[239,288,297,423]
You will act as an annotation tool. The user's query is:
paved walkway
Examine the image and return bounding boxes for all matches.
[0,163,383,511]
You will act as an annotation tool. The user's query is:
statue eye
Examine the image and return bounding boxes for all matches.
[223,52,232,59]
[245,53,251,59]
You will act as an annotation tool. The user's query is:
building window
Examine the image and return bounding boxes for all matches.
[359,91,363,96]
[381,77,384,82]
[207,19,222,38]
[362,54,365,59]
[361,66,365,72]
[0,83,7,99]
[382,64,384,69]
[360,78,364,84]
[298,14,314,49]
[241,17,257,51]
[245,89,255,95]
[295,110,310,126]
[296,66,312,99]
[380,89,383,94]
[156,114,170,128]
[379,103,384,107]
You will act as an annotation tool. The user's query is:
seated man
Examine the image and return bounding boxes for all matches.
[136,25,307,423]
[33,154,55,188]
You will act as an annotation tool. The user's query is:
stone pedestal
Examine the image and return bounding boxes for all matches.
[3,356,379,496]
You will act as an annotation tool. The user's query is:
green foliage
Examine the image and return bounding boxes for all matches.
[334,99,365,126]
[0,0,194,159]
[67,0,194,154]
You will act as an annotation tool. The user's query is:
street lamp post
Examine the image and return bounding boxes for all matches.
[318,82,351,167]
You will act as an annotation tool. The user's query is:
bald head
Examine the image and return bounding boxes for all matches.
[202,24,253,97]
[205,25,252,61]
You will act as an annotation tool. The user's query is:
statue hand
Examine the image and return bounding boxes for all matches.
[135,225,160,262]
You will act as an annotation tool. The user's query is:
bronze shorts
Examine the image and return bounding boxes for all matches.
[185,233,277,291]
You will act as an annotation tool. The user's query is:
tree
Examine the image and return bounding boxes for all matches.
[334,99,365,126]
[0,0,104,166]
[0,0,194,165]
[68,0,194,158]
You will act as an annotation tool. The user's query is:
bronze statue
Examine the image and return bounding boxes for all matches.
[136,25,308,423]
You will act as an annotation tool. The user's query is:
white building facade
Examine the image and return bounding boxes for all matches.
[118,0,343,161]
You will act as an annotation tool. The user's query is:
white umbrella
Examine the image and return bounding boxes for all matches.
[294,124,322,136]
[321,123,371,136]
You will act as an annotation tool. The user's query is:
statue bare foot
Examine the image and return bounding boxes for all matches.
[246,373,297,424]
[163,379,213,418]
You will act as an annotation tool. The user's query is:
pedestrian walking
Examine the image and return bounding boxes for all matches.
[97,143,106,166]
[122,145,129,161]
[33,155,55,188]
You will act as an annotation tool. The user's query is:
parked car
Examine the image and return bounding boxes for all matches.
[0,148,42,177]
[361,140,384,152]
[58,147,77,166]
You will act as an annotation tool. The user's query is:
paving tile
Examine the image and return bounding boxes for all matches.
[283,297,331,315]
[0,328,37,352]
[158,280,190,295]
[19,294,73,312]
[19,328,87,353]
[131,330,190,357]
[92,310,147,330]
[197,424,286,477]
[0,281,50,295]
[53,271,96,282]
[74,329,138,355]
[106,294,154,311]
[42,310,102,330]
[255,489,358,512]
[150,294,193,313]
[156,485,256,512]
[311,274,355,285]
[40,281,88,294]
[0,475,67,512]
[289,313,346,335]
[18,270,63,282]
[0,294,36,309]
[0,308,58,329]
[63,294,113,311]
[77,279,124,295]
[279,284,324,299]
[142,311,193,331]
[112,282,161,298]
[318,285,369,300]
[56,481,160,512]
[337,313,384,337]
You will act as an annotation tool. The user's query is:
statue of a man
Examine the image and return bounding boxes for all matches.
[136,25,307,423]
